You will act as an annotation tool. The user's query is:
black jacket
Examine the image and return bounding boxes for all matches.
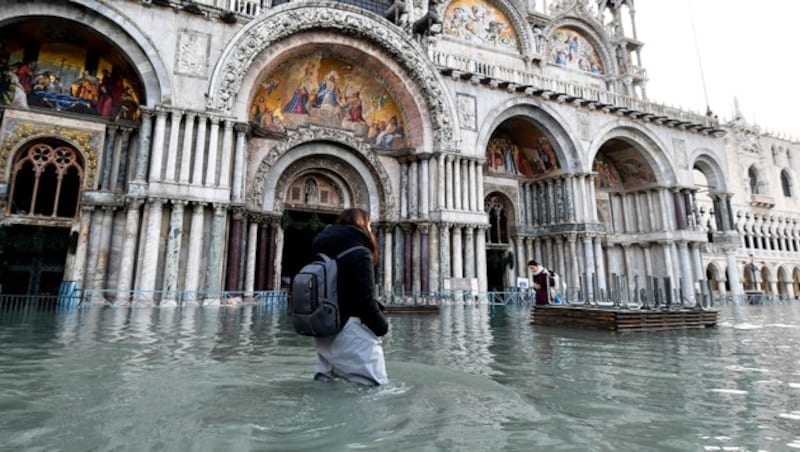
[311,224,389,337]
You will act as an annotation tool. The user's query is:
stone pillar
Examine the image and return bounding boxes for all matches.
[453,157,462,210]
[134,109,153,181]
[587,174,598,222]
[232,123,248,201]
[205,204,227,297]
[256,220,270,291]
[519,182,528,226]
[383,224,393,297]
[410,225,420,292]
[179,112,196,183]
[476,226,488,292]
[92,206,116,290]
[267,221,277,290]
[583,235,595,300]
[515,237,525,279]
[100,126,117,189]
[113,128,132,190]
[140,199,165,297]
[525,237,533,268]
[691,243,704,282]
[420,224,430,292]
[568,235,579,294]
[438,154,446,210]
[566,176,576,222]
[71,205,95,289]
[409,160,418,218]
[245,219,258,296]
[218,120,234,189]
[461,160,469,211]
[452,224,463,278]
[476,161,485,210]
[162,200,186,302]
[440,223,451,280]
[191,116,207,186]
[464,226,475,279]
[184,202,206,299]
[446,156,454,210]
[594,236,607,295]
[469,160,478,212]
[117,200,143,296]
[724,248,743,297]
[420,158,430,217]
[429,223,439,292]
[677,241,694,304]
[400,161,409,219]
[225,209,245,291]
[403,224,413,291]
[164,110,182,182]
[148,110,168,182]
[204,118,220,186]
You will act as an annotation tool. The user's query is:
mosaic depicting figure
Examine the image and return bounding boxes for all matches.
[0,39,143,121]
[487,135,560,177]
[250,55,409,149]
[548,28,604,75]
[442,0,519,52]
[593,156,622,190]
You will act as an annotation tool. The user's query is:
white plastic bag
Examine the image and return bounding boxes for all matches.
[314,317,388,386]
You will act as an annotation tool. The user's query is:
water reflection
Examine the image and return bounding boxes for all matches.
[0,302,798,450]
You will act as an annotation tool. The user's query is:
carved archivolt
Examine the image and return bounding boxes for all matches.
[207,2,454,151]
[274,157,366,213]
[249,125,395,218]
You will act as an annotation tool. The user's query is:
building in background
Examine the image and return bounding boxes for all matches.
[0,0,796,303]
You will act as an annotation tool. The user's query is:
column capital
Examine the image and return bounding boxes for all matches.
[417,223,431,234]
[212,203,227,215]
[234,122,250,134]
[147,197,166,206]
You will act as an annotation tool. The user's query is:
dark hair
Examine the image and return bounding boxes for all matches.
[336,208,378,262]
[527,260,538,266]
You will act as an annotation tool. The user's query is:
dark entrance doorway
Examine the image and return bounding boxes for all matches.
[486,248,513,292]
[0,225,70,295]
[280,210,339,289]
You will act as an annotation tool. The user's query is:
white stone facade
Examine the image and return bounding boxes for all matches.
[0,0,796,303]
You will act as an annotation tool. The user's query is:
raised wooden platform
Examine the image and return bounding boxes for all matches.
[385,304,440,314]
[532,305,719,331]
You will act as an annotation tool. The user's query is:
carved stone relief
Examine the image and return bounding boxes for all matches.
[175,29,211,78]
[456,93,476,130]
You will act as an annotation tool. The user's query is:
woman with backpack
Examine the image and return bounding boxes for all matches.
[308,208,389,386]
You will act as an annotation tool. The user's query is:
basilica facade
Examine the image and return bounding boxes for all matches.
[0,0,797,304]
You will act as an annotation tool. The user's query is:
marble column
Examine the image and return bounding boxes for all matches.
[140,199,165,297]
[191,116,207,186]
[446,156,454,210]
[453,158,462,210]
[476,162,485,210]
[568,235,579,295]
[525,237,533,268]
[519,183,528,226]
[117,200,143,296]
[100,126,117,189]
[204,118,220,186]
[420,158,430,217]
[232,123,248,201]
[725,249,743,297]
[225,209,245,291]
[476,226,488,292]
[383,225,393,296]
[593,236,606,295]
[461,160,469,211]
[403,224,413,291]
[464,226,475,279]
[409,160,418,218]
[179,112,196,184]
[438,154,446,210]
[429,224,439,292]
[148,110,168,182]
[267,222,277,290]
[256,221,270,291]
[583,235,595,300]
[218,120,234,189]
[134,109,153,181]
[412,225,422,292]
[400,161,409,219]
[566,176,576,223]
[440,223,451,280]
[677,241,695,303]
[245,220,258,296]
[452,224,463,278]
[469,160,478,212]
[162,200,186,302]
[205,204,227,297]
[92,206,116,291]
[184,202,206,299]
[164,110,182,182]
[114,128,132,190]
[515,237,525,279]
[420,224,430,292]
[71,205,95,289]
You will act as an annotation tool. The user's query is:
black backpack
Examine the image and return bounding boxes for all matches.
[290,246,367,337]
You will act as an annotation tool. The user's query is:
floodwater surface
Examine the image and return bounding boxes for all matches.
[0,302,798,451]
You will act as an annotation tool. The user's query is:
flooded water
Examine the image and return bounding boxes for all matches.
[1,302,798,451]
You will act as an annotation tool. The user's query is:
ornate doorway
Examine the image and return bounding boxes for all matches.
[0,225,70,295]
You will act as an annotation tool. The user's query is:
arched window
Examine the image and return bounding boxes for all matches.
[7,142,83,218]
[748,166,759,194]
[781,170,792,197]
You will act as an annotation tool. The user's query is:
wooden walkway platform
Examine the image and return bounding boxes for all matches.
[532,305,719,331]
[385,304,440,314]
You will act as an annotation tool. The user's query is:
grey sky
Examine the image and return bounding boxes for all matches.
[635,1,799,139]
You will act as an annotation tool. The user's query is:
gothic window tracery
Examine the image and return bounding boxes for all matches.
[7,141,83,218]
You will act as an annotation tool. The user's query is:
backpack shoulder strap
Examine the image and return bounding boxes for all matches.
[336,245,370,260]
